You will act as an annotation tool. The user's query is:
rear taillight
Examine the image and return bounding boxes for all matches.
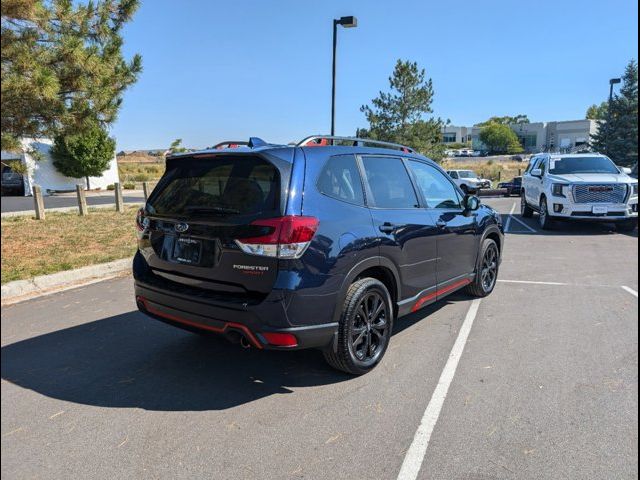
[234,216,319,259]
[136,208,149,232]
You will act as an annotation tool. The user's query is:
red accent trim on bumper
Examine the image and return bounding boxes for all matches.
[411,278,472,312]
[137,296,263,349]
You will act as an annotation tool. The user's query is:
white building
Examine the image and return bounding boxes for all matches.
[1,138,120,196]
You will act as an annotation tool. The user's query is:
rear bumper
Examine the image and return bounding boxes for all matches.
[134,282,337,351]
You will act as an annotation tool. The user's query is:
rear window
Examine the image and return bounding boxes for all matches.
[317,155,364,205]
[147,156,280,217]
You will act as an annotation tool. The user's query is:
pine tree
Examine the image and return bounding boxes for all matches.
[591,60,638,166]
[359,60,445,160]
[1,0,142,151]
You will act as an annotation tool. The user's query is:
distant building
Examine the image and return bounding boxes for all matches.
[443,119,598,153]
[1,138,120,196]
[442,126,472,144]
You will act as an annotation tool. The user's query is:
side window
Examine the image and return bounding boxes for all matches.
[316,155,364,206]
[361,156,419,208]
[450,171,459,179]
[538,158,547,176]
[525,157,538,174]
[408,160,461,209]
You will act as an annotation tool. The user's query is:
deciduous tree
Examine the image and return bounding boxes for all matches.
[51,123,116,189]
[478,123,523,155]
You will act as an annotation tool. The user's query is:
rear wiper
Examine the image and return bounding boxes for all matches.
[185,205,240,215]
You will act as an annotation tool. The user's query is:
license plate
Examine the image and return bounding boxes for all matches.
[592,206,608,215]
[172,237,202,265]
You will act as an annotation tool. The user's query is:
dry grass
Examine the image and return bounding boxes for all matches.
[440,159,529,182]
[1,206,139,284]
[118,160,165,183]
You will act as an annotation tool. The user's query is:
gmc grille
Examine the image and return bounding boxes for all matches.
[572,184,627,204]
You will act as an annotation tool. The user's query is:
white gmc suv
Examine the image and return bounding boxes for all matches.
[521,153,638,231]
[447,170,492,194]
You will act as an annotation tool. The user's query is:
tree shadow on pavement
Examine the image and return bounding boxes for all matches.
[1,297,458,412]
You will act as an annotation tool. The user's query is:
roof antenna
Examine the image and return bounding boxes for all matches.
[248,137,267,148]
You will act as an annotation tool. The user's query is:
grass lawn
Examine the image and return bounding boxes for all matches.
[1,206,139,284]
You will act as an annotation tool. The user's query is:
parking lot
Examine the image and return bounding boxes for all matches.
[1,197,637,479]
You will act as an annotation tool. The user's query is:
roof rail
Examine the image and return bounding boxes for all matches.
[211,141,250,150]
[297,135,415,153]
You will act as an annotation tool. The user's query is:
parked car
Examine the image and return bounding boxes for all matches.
[133,135,504,374]
[447,169,492,193]
[521,153,638,231]
[455,149,474,157]
[511,154,527,162]
[498,176,522,197]
[1,162,25,196]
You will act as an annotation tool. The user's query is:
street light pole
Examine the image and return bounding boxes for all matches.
[605,78,622,148]
[331,16,357,138]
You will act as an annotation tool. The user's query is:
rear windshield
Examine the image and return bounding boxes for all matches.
[549,156,619,175]
[147,156,280,218]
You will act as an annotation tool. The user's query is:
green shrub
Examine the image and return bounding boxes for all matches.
[123,182,136,190]
[106,184,115,191]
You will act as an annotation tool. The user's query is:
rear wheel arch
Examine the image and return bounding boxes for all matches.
[332,258,400,324]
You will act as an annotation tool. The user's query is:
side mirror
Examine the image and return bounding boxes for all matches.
[464,195,481,211]
[621,167,632,175]
[531,168,542,178]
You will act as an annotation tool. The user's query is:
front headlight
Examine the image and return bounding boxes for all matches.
[552,183,567,197]
[632,183,638,196]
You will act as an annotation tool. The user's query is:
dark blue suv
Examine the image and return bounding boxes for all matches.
[133,136,504,374]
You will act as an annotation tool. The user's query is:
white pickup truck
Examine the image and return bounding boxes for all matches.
[447,170,492,194]
[521,153,638,231]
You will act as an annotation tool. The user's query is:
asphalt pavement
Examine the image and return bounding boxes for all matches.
[1,191,145,213]
[1,197,637,479]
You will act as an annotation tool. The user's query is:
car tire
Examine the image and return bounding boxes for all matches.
[323,278,393,375]
[616,219,637,232]
[465,238,500,298]
[538,196,554,230]
[521,191,534,218]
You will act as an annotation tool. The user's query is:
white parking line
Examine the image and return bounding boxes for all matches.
[498,279,569,286]
[397,299,482,480]
[510,214,537,233]
[621,286,638,298]
[504,203,515,233]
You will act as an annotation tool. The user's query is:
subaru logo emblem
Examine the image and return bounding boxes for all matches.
[175,222,189,233]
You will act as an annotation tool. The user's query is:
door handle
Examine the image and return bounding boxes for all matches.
[436,219,447,229]
[379,222,397,233]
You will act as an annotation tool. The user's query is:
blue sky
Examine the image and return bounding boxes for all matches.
[113,0,639,150]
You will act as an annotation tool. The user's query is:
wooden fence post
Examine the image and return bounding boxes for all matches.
[114,182,124,212]
[32,185,45,220]
[142,181,149,201]
[76,184,88,216]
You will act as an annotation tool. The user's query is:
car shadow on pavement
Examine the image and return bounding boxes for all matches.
[503,212,638,237]
[1,298,456,412]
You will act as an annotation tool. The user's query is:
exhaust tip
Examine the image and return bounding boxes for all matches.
[239,336,251,349]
